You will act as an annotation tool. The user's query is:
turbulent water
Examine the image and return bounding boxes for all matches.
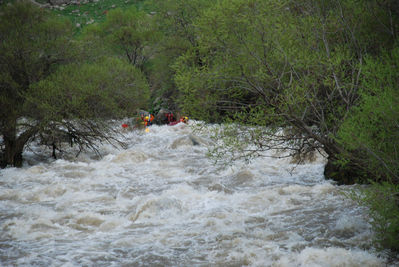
[0,122,394,266]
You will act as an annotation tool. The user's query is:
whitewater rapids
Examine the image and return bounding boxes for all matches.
[0,122,394,266]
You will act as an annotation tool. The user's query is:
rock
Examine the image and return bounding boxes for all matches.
[170,134,214,149]
[49,0,71,5]
[188,134,215,147]
[170,136,195,149]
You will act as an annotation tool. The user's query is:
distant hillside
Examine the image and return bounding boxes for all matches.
[51,0,146,29]
[0,0,146,31]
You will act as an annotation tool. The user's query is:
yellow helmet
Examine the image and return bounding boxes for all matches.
[145,116,149,120]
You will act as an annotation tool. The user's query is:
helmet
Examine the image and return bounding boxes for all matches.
[145,116,149,120]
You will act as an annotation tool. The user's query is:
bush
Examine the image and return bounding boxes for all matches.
[337,46,399,182]
[351,182,399,251]
[339,45,399,251]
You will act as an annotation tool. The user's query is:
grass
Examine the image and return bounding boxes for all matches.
[51,0,145,29]
[1,0,149,33]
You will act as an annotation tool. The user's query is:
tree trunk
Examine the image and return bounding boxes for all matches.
[1,135,23,168]
[1,122,21,168]
[288,116,365,184]
[1,123,37,168]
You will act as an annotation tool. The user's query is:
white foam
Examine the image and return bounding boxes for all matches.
[290,247,383,267]
[0,121,390,266]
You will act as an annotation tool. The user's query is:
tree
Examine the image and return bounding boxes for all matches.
[98,6,158,70]
[0,1,76,167]
[25,57,150,158]
[339,47,399,250]
[337,46,399,183]
[0,1,150,167]
[173,0,398,183]
[142,0,213,109]
[79,5,163,110]
[80,6,159,71]
[338,47,399,249]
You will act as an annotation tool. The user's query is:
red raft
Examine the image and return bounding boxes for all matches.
[168,121,180,126]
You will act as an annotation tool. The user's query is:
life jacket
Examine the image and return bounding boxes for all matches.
[180,116,189,123]
[145,114,154,126]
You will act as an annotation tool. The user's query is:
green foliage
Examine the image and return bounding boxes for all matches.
[173,0,288,121]
[145,0,211,43]
[350,182,399,251]
[78,5,158,68]
[26,57,150,122]
[0,1,151,166]
[50,0,146,32]
[172,0,398,166]
[142,0,213,107]
[100,6,158,68]
[0,1,78,166]
[173,49,237,122]
[337,46,399,182]
[0,0,75,121]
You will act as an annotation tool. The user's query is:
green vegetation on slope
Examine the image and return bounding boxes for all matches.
[51,0,146,32]
[0,1,150,167]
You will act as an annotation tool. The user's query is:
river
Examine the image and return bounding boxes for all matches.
[0,122,393,266]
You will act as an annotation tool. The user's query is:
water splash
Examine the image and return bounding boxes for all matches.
[0,122,391,266]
